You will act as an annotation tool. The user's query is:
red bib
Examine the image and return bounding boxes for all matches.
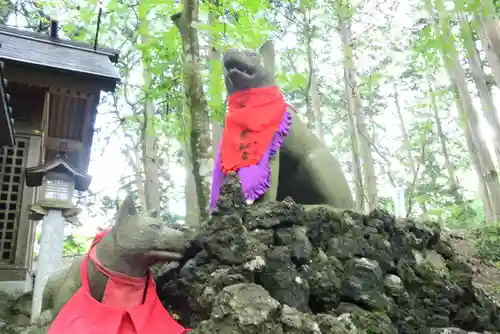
[220,86,287,172]
[48,230,189,334]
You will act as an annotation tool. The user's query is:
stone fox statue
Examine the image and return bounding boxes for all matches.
[210,41,354,209]
[42,196,191,333]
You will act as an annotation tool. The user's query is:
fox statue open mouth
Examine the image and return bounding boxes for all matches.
[211,41,355,210]
[224,59,255,77]
[222,48,272,94]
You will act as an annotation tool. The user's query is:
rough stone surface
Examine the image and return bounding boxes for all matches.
[0,291,51,333]
[157,174,500,333]
[3,174,500,333]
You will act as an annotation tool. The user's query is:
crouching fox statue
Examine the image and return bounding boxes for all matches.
[210,41,354,209]
[42,196,191,333]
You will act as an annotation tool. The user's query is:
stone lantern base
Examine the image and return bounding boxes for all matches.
[27,199,81,221]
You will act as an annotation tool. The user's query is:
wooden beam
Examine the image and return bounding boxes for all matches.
[2,61,117,93]
[45,137,83,151]
[49,87,93,99]
[40,92,50,164]
[80,94,96,171]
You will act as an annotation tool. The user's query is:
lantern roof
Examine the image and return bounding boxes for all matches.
[25,153,92,191]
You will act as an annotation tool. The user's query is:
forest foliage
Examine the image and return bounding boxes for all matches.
[4,0,500,259]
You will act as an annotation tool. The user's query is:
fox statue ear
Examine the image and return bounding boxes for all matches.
[258,40,276,75]
[258,40,274,56]
[115,194,137,226]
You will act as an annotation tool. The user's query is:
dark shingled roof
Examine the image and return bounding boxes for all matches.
[0,25,120,82]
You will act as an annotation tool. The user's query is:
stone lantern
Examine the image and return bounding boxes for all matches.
[24,144,91,322]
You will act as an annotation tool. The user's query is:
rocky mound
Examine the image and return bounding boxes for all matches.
[156,173,500,334]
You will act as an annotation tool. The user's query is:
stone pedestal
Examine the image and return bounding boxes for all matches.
[30,209,65,322]
[28,200,80,323]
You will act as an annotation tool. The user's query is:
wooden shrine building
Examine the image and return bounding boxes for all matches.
[0,23,120,292]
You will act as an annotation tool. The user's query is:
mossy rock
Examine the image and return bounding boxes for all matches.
[156,175,500,332]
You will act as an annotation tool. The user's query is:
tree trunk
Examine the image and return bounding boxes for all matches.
[184,144,200,226]
[302,10,324,141]
[183,1,222,227]
[451,84,494,220]
[122,134,147,208]
[208,0,224,156]
[476,15,500,89]
[172,1,212,226]
[303,10,316,132]
[338,11,364,211]
[459,13,500,163]
[139,22,162,214]
[393,83,427,216]
[310,72,325,142]
[211,121,223,154]
[357,102,378,211]
[476,0,500,88]
[112,96,147,208]
[338,1,377,211]
[430,0,500,221]
[428,79,464,203]
[111,27,147,210]
[451,68,500,222]
[141,77,161,214]
[339,18,377,211]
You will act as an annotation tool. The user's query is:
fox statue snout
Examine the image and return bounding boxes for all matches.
[94,196,198,276]
[109,215,189,263]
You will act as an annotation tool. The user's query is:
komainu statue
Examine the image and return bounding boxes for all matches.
[42,196,191,333]
[210,41,354,209]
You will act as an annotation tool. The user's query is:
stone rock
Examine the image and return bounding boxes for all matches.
[0,291,51,334]
[244,198,304,230]
[191,283,283,333]
[313,313,357,333]
[157,178,500,333]
[4,176,500,333]
[430,328,484,334]
[12,292,32,318]
[280,305,320,333]
[258,246,310,312]
[0,291,14,318]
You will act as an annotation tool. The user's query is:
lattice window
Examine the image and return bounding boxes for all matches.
[0,138,28,263]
